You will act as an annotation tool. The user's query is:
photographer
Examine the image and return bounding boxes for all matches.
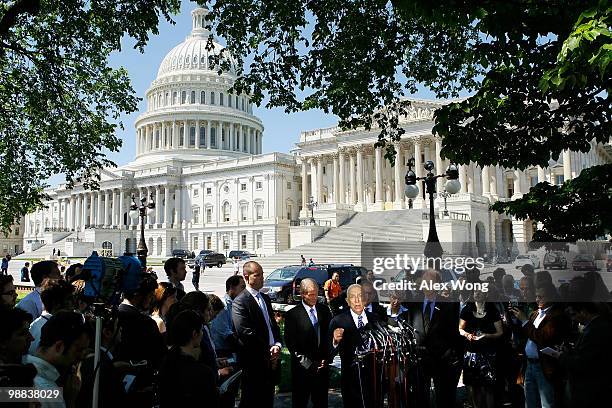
[77,312,127,408]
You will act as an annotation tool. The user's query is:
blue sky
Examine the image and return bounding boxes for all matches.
[50,3,440,185]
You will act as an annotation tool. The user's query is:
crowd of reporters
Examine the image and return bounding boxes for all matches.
[0,257,611,408]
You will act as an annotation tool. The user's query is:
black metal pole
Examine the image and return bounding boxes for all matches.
[423,175,443,260]
[137,209,148,271]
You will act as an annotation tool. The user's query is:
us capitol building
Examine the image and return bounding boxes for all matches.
[16,7,611,259]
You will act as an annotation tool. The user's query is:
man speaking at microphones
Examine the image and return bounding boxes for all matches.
[329,283,379,407]
[232,261,282,408]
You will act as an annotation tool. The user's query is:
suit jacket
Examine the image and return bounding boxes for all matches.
[405,299,463,364]
[116,303,166,369]
[366,302,388,323]
[329,309,378,371]
[523,304,572,382]
[231,289,282,370]
[284,303,332,371]
[559,315,612,408]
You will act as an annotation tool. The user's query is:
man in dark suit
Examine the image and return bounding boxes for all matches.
[232,261,282,408]
[405,269,463,408]
[284,278,332,408]
[361,280,388,322]
[329,283,379,408]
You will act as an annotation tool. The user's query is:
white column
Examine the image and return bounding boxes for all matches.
[96,191,103,227]
[104,190,110,227]
[175,186,182,227]
[332,154,339,204]
[172,121,178,148]
[338,150,346,205]
[110,190,118,227]
[82,193,88,227]
[513,169,522,198]
[118,191,125,229]
[490,167,498,198]
[563,150,572,182]
[246,127,251,153]
[435,138,444,193]
[301,162,308,216]
[394,144,403,209]
[482,165,490,196]
[356,148,364,207]
[183,121,188,149]
[206,121,211,149]
[467,163,474,194]
[195,120,200,149]
[538,167,546,183]
[375,146,383,208]
[349,151,356,205]
[164,187,171,226]
[414,141,425,207]
[155,186,161,226]
[459,164,467,193]
[316,156,323,203]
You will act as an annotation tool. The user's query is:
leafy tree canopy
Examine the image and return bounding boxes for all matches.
[207,0,611,240]
[0,0,180,234]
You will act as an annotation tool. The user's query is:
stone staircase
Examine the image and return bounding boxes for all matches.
[16,233,78,259]
[257,209,427,273]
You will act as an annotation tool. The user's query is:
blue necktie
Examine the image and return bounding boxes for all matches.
[309,307,318,330]
[358,314,364,329]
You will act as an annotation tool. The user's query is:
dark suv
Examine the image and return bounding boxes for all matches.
[228,250,257,260]
[188,250,227,268]
[172,249,194,259]
[261,264,366,304]
[543,251,567,270]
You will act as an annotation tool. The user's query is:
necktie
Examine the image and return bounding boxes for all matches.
[310,308,320,345]
[424,301,432,331]
[357,314,364,329]
[256,293,275,346]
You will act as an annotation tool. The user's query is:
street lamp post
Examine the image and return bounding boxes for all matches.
[404,159,461,259]
[437,191,452,217]
[129,193,155,271]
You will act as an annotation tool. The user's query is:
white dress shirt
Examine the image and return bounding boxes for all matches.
[29,311,53,355]
[23,354,65,408]
[246,285,280,348]
[350,309,368,328]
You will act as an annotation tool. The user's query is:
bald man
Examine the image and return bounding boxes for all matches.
[329,284,379,408]
[284,278,332,408]
[232,261,282,408]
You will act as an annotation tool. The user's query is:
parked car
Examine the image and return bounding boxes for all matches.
[572,254,597,271]
[172,249,194,259]
[543,251,568,270]
[514,254,540,270]
[228,250,257,261]
[187,250,227,268]
[261,264,366,305]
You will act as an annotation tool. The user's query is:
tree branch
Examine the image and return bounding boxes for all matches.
[0,0,41,39]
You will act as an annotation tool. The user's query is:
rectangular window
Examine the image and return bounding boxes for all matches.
[189,127,196,146]
[206,187,212,195]
[530,176,538,187]
[256,233,262,249]
[286,182,291,190]
[200,91,205,104]
[242,98,245,111]
[240,183,247,192]
[15,227,19,236]
[191,91,196,104]
[194,189,199,197]
[228,94,232,107]
[256,205,263,220]
[194,209,200,224]
[555,175,564,185]
[206,236,212,249]
[235,95,239,108]
[210,92,215,105]
[211,128,216,147]
[240,205,247,221]
[193,236,199,250]
[241,234,247,249]
[181,91,186,104]
[287,204,292,220]
[220,93,224,106]
[206,208,212,223]
[256,181,262,190]
[173,91,178,105]
[179,127,184,147]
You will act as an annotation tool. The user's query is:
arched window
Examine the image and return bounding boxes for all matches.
[199,126,206,147]
[228,94,232,107]
[101,241,113,257]
[165,92,169,106]
[191,91,196,104]
[210,127,217,148]
[155,129,160,148]
[222,202,230,222]
[219,93,224,106]
[181,91,187,104]
[179,127,185,147]
[239,201,248,221]
[210,92,215,105]
[173,91,178,105]
[200,90,206,104]
[189,126,196,146]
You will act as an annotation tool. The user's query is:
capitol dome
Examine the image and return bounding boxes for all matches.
[133,7,263,165]
[156,7,237,80]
